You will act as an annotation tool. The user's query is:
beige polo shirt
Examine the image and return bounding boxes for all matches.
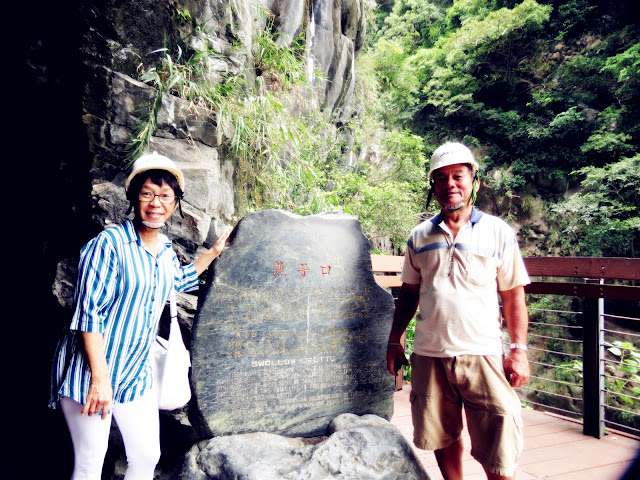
[401,208,530,357]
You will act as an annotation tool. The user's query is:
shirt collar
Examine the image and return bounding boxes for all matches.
[122,219,172,254]
[430,206,483,225]
[469,207,483,223]
[123,219,140,244]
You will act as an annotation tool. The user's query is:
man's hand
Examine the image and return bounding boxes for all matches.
[386,283,419,376]
[503,349,530,387]
[386,343,409,376]
[500,286,530,388]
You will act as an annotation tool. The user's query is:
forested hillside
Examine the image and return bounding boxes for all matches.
[359,0,639,257]
[106,1,638,258]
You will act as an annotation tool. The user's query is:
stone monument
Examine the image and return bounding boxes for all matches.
[189,210,396,438]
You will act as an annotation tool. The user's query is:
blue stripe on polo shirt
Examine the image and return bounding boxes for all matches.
[409,208,506,259]
[413,241,450,255]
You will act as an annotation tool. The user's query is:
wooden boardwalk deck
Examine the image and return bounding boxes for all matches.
[390,385,640,479]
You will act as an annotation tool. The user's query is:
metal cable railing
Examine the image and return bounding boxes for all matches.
[510,307,586,420]
[511,300,640,438]
[601,313,640,436]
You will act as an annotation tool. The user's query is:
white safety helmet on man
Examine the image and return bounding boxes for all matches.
[125,151,185,192]
[428,142,479,180]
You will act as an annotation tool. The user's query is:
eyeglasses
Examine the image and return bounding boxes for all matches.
[139,191,176,204]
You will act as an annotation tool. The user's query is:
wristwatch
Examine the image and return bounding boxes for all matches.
[510,343,528,351]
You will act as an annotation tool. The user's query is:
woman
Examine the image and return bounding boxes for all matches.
[49,152,231,480]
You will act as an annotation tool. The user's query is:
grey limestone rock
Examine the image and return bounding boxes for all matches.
[176,413,431,480]
[189,210,396,439]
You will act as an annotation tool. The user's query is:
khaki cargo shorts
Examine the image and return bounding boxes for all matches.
[410,353,523,477]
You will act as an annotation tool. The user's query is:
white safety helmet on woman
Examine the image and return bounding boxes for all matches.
[125,151,185,192]
[124,151,186,219]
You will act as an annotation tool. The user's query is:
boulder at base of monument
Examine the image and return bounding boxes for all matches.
[177,414,431,480]
[189,210,396,438]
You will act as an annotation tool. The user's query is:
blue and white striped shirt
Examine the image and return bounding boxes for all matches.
[49,220,199,408]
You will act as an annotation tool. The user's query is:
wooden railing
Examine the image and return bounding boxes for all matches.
[371,254,640,438]
[371,254,640,296]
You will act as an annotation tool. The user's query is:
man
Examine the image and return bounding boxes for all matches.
[387,142,530,480]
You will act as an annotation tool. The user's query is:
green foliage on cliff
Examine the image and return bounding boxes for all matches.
[551,155,640,256]
[129,9,428,247]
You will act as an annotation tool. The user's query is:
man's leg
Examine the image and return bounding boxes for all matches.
[484,469,513,480]
[457,356,523,479]
[410,355,465,478]
[434,438,464,480]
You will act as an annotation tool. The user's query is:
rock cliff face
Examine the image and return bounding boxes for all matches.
[51,0,367,309]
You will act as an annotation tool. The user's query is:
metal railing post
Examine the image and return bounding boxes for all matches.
[582,284,605,438]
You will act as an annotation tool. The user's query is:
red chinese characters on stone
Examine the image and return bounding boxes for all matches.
[272,262,332,279]
[273,261,286,278]
[297,263,311,277]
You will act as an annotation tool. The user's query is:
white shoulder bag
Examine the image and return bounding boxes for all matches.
[150,288,192,410]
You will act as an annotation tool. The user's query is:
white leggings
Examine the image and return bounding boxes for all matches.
[61,392,160,480]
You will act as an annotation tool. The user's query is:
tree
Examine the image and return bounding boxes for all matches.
[381,0,444,49]
[551,155,640,256]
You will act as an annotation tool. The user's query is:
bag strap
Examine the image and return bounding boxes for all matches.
[169,286,178,320]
